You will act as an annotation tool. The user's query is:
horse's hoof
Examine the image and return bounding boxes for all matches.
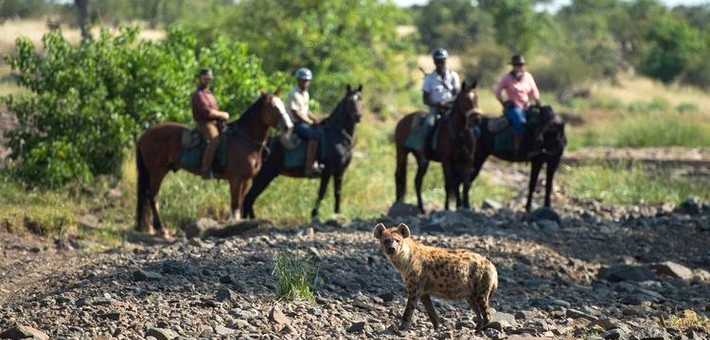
[156,228,175,241]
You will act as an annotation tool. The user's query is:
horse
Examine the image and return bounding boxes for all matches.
[135,90,293,236]
[469,104,566,212]
[394,81,479,214]
[242,85,363,220]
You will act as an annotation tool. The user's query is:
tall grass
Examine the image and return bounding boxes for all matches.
[560,162,709,205]
[272,250,320,302]
[614,114,710,147]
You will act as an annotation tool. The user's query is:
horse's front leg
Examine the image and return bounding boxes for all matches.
[526,160,544,213]
[229,177,246,221]
[414,159,429,214]
[544,156,562,208]
[333,171,344,214]
[442,162,453,211]
[312,171,331,220]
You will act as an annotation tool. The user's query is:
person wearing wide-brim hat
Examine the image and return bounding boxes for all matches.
[494,54,541,157]
[192,68,230,179]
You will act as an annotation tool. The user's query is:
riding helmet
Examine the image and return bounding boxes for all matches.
[295,68,313,80]
[432,48,449,60]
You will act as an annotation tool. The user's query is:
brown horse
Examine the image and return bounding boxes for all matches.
[394,81,479,214]
[135,91,293,236]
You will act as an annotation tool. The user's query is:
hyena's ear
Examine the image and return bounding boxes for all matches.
[373,223,386,239]
[397,223,410,239]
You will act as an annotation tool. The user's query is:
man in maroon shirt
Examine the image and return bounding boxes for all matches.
[192,68,230,179]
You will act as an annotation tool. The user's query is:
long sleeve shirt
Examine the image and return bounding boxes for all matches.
[191,87,219,123]
[494,72,540,109]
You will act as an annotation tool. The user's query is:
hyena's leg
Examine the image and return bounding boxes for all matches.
[421,294,440,330]
[401,283,423,330]
[472,294,492,330]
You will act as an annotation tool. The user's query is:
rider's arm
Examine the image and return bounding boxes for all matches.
[528,73,541,105]
[194,91,229,121]
[493,75,507,105]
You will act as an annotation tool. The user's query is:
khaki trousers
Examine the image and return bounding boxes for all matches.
[197,121,220,173]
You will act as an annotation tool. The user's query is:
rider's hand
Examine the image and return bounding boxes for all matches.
[221,112,230,121]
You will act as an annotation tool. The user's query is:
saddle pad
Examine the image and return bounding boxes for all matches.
[488,116,510,134]
[284,142,307,169]
[179,133,228,169]
[493,127,514,153]
[283,133,327,169]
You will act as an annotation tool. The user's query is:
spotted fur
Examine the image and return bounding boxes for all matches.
[373,223,498,331]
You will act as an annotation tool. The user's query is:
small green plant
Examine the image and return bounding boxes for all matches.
[272,250,320,302]
[675,102,699,113]
[665,310,709,331]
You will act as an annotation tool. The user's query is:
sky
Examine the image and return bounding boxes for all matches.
[393,0,710,9]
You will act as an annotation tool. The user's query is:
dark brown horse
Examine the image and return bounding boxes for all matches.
[469,105,566,212]
[394,81,479,214]
[242,85,363,220]
[135,91,293,236]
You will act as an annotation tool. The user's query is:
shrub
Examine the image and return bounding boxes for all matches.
[3,25,276,188]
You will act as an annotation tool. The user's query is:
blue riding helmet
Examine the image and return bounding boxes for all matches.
[432,48,449,60]
[295,68,313,80]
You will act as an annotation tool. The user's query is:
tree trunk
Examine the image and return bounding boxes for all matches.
[75,0,91,42]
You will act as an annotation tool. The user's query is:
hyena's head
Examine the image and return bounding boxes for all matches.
[373,223,411,256]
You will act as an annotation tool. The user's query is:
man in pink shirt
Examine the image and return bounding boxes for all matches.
[494,54,541,156]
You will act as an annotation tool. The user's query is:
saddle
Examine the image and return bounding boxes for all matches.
[486,106,544,155]
[279,130,327,170]
[179,127,228,169]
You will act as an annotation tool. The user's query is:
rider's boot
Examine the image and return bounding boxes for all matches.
[305,140,322,177]
[200,138,219,179]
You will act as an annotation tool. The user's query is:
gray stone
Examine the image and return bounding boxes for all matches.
[215,288,237,302]
[650,261,694,281]
[599,264,657,282]
[0,324,49,340]
[214,325,235,336]
[133,269,164,281]
[482,199,502,210]
[346,321,366,333]
[387,201,420,218]
[269,306,289,325]
[145,328,178,340]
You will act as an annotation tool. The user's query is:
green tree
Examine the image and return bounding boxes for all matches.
[638,15,705,84]
[3,26,276,188]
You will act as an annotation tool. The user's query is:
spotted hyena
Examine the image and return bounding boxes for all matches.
[373,222,498,331]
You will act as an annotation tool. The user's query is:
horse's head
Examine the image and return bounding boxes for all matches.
[259,90,293,134]
[344,84,363,124]
[536,105,567,154]
[451,80,480,123]
[326,84,363,129]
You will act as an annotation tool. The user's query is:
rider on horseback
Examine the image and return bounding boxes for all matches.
[192,68,230,179]
[286,68,323,176]
[494,54,541,158]
[420,48,460,161]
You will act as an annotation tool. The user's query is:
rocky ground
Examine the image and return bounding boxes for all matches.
[1,196,708,340]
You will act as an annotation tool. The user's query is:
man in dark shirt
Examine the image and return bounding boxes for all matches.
[192,68,230,179]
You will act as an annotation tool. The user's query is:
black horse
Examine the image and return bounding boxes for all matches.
[469,105,566,212]
[242,85,363,219]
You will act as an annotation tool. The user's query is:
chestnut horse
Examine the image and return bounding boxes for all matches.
[394,81,479,214]
[242,85,363,220]
[135,91,293,235]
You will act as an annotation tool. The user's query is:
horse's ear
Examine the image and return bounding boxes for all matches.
[357,84,362,92]
[274,87,281,97]
[461,81,467,91]
[347,84,352,93]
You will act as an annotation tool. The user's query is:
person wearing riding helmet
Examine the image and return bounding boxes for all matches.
[494,54,541,157]
[420,47,460,160]
[286,67,323,176]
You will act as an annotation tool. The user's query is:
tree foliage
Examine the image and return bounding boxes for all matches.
[3,26,278,188]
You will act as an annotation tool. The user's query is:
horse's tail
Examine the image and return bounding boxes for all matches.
[135,144,149,231]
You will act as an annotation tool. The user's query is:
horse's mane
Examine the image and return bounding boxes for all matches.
[229,94,267,129]
[320,96,346,126]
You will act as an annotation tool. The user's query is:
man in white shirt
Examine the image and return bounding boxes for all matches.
[419,48,460,158]
[286,68,322,176]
